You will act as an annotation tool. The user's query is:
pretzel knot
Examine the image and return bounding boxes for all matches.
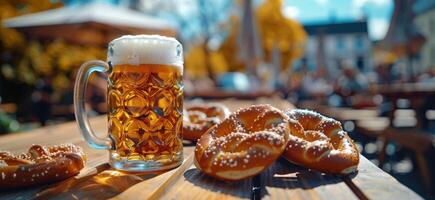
[0,144,86,190]
[283,109,359,174]
[183,103,231,141]
[194,104,289,181]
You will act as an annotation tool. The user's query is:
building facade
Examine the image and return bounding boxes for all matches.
[300,21,372,76]
[414,0,435,70]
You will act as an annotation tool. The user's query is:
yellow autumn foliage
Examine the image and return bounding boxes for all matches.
[185,44,207,78]
[0,1,107,91]
[218,15,245,72]
[0,0,62,49]
[185,43,230,79]
[209,51,229,75]
[256,0,306,70]
[185,0,306,77]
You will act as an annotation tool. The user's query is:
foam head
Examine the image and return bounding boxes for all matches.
[108,35,183,68]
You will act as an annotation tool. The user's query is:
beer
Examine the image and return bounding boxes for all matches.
[108,64,183,166]
[70,34,184,172]
[75,35,183,171]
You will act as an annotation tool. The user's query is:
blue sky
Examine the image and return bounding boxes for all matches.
[62,0,394,41]
[282,0,394,40]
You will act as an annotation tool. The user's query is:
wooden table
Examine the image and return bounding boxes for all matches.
[0,99,423,200]
[376,82,435,129]
[374,83,435,191]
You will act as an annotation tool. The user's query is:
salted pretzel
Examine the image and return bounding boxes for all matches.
[0,144,86,190]
[194,104,290,181]
[283,109,359,174]
[183,103,231,140]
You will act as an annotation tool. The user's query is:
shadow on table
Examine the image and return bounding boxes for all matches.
[258,158,359,198]
[183,168,252,199]
[31,163,161,200]
[182,158,358,199]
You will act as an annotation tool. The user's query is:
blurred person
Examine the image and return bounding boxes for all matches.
[32,76,53,126]
[300,66,332,100]
[285,69,303,100]
[375,64,400,85]
[286,63,307,101]
[390,62,408,83]
[417,66,435,83]
[329,61,370,107]
[336,61,368,95]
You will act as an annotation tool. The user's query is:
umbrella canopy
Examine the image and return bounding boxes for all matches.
[237,0,263,75]
[379,0,426,80]
[380,0,425,56]
[3,2,177,46]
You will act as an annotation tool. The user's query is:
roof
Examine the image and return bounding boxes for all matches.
[3,2,176,31]
[303,21,368,35]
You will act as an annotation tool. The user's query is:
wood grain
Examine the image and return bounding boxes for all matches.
[260,159,358,200]
[158,165,252,200]
[0,98,423,200]
[111,147,196,200]
[345,156,423,200]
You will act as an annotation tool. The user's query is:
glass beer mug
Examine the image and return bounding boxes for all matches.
[74,35,184,171]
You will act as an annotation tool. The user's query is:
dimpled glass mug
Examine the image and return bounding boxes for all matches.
[74,35,184,172]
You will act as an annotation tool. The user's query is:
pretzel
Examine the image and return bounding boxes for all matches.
[283,109,359,174]
[194,104,289,181]
[183,103,230,140]
[0,144,86,190]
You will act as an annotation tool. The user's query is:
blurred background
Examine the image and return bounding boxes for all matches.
[0,0,434,198]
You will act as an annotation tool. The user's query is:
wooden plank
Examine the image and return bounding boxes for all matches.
[158,168,251,200]
[0,117,109,199]
[0,98,423,200]
[157,162,251,200]
[29,148,194,200]
[345,156,423,200]
[24,146,250,200]
[0,141,109,199]
[113,99,294,200]
[260,159,358,200]
[111,147,195,200]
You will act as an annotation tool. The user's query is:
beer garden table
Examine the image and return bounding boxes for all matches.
[0,98,423,200]
[376,82,435,129]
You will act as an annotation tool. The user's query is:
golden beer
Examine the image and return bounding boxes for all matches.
[108,64,183,165]
[75,35,184,171]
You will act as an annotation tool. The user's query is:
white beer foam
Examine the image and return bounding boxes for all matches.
[108,35,183,68]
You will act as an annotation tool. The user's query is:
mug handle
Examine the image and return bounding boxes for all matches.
[74,60,111,149]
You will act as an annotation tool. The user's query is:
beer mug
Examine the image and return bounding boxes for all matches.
[74,35,184,171]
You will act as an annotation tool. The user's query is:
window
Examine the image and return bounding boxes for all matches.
[336,36,345,50]
[356,56,365,70]
[355,35,364,50]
